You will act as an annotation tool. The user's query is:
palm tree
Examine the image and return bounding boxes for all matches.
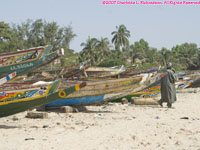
[111,24,130,51]
[96,37,111,64]
[79,37,98,65]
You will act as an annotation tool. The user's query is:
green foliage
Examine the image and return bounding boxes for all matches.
[97,59,126,67]
[1,20,200,71]
[0,19,78,67]
[0,22,16,52]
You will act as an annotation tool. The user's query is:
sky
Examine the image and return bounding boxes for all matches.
[0,0,200,52]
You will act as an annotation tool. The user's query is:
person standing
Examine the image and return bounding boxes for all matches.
[158,62,177,108]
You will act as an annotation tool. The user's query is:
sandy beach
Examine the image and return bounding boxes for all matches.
[0,89,200,150]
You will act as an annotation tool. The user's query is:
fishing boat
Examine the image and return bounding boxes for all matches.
[0,81,86,117]
[59,61,91,79]
[112,72,166,102]
[0,47,64,79]
[83,65,126,79]
[120,66,161,78]
[0,45,52,78]
[186,78,200,88]
[45,74,151,107]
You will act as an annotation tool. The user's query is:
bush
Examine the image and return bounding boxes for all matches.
[98,59,126,67]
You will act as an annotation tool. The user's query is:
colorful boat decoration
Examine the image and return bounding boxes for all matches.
[45,74,152,106]
[112,72,166,102]
[0,81,86,117]
[185,78,200,88]
[0,72,16,85]
[0,82,57,103]
[123,85,161,99]
[0,47,64,78]
[0,45,52,75]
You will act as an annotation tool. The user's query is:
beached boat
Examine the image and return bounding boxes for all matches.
[0,81,86,117]
[83,65,126,78]
[0,45,52,77]
[59,61,91,79]
[112,73,166,102]
[45,74,151,106]
[186,78,200,88]
[120,66,161,78]
[0,47,64,79]
[6,60,90,85]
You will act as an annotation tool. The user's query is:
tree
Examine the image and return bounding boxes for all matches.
[159,48,171,66]
[175,43,199,69]
[60,25,77,67]
[129,39,148,63]
[79,37,98,65]
[62,25,76,49]
[0,22,16,52]
[11,19,78,67]
[111,24,130,51]
[95,37,111,64]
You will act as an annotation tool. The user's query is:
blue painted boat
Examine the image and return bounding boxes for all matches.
[46,95,104,106]
[45,74,152,106]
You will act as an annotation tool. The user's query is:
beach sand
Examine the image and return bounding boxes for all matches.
[0,89,200,150]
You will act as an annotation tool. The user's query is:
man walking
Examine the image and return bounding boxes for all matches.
[158,62,177,108]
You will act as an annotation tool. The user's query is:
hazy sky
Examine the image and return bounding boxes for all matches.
[0,0,200,52]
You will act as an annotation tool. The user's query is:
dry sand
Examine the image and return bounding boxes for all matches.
[0,89,200,150]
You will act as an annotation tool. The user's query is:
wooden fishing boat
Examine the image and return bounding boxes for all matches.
[131,85,160,98]
[186,78,200,88]
[0,47,64,79]
[120,66,161,78]
[59,61,91,79]
[8,60,90,84]
[45,74,152,106]
[0,45,52,78]
[83,65,126,78]
[112,73,166,102]
[0,81,86,117]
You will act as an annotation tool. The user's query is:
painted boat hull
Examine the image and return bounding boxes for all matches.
[46,95,104,106]
[46,75,152,106]
[112,73,165,102]
[0,46,52,77]
[0,48,62,78]
[0,82,86,117]
[46,92,125,106]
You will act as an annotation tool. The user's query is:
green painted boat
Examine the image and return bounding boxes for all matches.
[0,81,86,117]
[0,47,63,79]
[0,45,52,78]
